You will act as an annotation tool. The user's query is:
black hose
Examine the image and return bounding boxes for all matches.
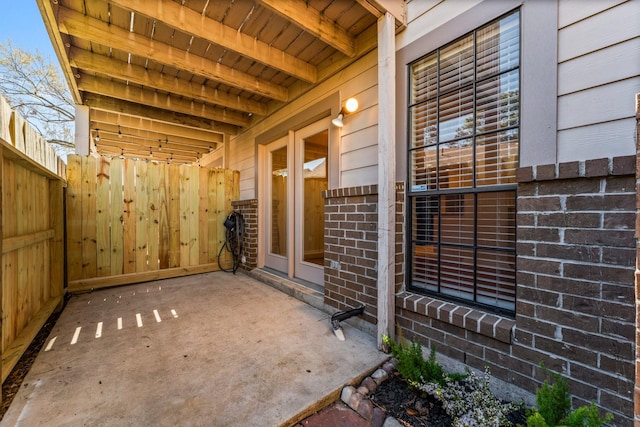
[217,211,244,274]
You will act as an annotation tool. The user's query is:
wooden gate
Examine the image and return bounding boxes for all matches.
[66,155,239,292]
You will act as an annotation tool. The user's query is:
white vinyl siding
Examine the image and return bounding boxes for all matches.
[557,0,640,162]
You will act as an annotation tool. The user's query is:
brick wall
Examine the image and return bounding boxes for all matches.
[259,153,635,422]
[231,199,258,271]
[635,92,640,425]
[323,185,379,325]
[516,157,635,423]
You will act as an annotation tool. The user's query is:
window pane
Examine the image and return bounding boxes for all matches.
[477,191,515,249]
[438,140,473,189]
[410,100,437,148]
[439,35,474,94]
[476,70,519,134]
[476,249,515,311]
[407,10,519,314]
[440,246,474,301]
[439,194,474,246]
[412,196,438,243]
[477,11,520,80]
[476,131,519,186]
[439,87,474,142]
[412,243,438,291]
[411,53,438,104]
[410,146,437,189]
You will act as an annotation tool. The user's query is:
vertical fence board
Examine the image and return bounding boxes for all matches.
[110,158,124,276]
[2,159,17,351]
[199,168,209,265]
[16,166,29,334]
[49,179,64,300]
[216,170,230,266]
[147,162,160,271]
[168,164,180,268]
[188,166,199,266]
[179,165,190,266]
[123,158,136,274]
[81,157,97,278]
[135,161,149,272]
[207,169,218,264]
[66,156,82,282]
[158,163,169,269]
[96,157,111,277]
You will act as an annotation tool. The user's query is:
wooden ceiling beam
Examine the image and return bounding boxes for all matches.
[257,0,356,57]
[35,0,82,104]
[96,137,206,156]
[57,6,289,101]
[97,144,197,163]
[70,48,267,116]
[90,122,221,148]
[93,130,216,154]
[90,110,224,142]
[84,93,239,135]
[109,0,317,84]
[78,74,250,127]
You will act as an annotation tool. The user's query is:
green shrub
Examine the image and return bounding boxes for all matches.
[525,367,613,427]
[382,335,448,385]
[535,370,571,426]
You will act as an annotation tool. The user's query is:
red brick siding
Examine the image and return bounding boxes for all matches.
[322,185,379,325]
[231,199,258,271]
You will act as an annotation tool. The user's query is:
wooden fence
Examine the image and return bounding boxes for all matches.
[0,95,66,385]
[66,155,240,292]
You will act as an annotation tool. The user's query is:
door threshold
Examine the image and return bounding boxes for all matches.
[247,268,325,313]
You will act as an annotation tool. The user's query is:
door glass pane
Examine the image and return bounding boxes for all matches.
[302,130,328,265]
[270,146,287,256]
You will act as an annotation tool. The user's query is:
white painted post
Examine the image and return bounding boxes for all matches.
[377,12,396,350]
[74,104,90,155]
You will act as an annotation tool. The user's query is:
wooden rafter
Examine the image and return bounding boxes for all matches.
[70,48,268,116]
[90,123,222,148]
[89,110,224,142]
[57,6,289,102]
[84,93,239,135]
[78,74,250,127]
[257,0,356,57]
[108,0,317,84]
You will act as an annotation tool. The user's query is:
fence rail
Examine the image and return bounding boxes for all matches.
[0,95,65,385]
[66,155,240,292]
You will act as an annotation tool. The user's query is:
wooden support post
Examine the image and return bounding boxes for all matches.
[0,146,3,401]
[74,104,90,155]
[377,12,396,350]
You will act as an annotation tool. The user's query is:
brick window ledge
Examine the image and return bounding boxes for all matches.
[396,292,515,344]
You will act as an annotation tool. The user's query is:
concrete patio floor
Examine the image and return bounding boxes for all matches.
[1,272,387,427]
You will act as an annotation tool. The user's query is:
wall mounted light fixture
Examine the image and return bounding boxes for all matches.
[332,97,359,127]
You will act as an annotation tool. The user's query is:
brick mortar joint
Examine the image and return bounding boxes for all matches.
[517,155,635,183]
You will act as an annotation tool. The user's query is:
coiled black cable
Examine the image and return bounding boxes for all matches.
[217,211,244,274]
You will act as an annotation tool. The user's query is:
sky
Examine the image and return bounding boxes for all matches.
[0,1,57,61]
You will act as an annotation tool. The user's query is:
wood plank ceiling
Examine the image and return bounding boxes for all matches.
[36,0,394,164]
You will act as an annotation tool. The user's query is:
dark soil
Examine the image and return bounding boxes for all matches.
[369,372,527,427]
[1,308,63,420]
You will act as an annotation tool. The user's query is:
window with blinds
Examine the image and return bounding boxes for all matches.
[407,10,520,314]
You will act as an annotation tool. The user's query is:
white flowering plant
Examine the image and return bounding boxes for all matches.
[416,366,522,427]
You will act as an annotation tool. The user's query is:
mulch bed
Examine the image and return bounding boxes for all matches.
[369,371,527,427]
[1,308,63,420]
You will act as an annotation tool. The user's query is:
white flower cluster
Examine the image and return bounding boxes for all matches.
[417,366,522,427]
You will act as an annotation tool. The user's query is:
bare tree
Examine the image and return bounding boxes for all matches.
[0,40,74,156]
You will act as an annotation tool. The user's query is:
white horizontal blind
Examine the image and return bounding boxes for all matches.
[408,10,520,314]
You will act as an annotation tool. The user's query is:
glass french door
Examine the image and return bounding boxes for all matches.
[263,120,329,285]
